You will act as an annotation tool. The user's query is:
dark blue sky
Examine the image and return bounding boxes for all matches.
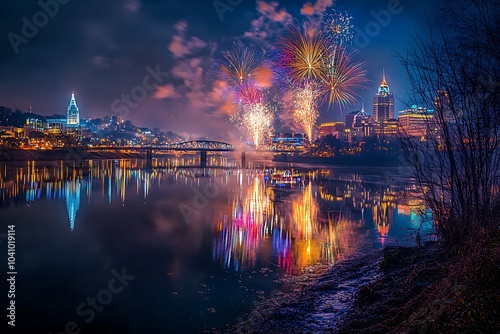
[0,0,438,139]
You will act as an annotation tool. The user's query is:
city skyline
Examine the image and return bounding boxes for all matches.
[1,1,498,332]
[0,0,438,140]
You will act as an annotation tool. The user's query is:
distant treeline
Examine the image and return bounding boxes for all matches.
[0,106,46,127]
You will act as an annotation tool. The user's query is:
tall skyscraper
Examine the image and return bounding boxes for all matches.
[66,93,80,127]
[373,70,394,124]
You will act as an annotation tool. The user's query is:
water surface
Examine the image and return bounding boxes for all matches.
[0,159,424,333]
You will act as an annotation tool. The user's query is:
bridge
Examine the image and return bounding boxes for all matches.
[168,140,235,151]
[86,140,299,168]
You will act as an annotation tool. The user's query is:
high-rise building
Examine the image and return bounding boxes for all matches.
[398,105,435,139]
[345,106,374,137]
[66,93,80,127]
[373,70,394,125]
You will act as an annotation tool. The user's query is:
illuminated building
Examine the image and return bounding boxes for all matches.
[373,69,395,126]
[271,133,307,147]
[318,122,345,138]
[24,117,44,133]
[375,119,398,136]
[398,105,435,139]
[45,116,67,134]
[345,106,374,138]
[66,93,80,128]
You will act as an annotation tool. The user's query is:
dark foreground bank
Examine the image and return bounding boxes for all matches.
[229,251,384,333]
[230,241,500,334]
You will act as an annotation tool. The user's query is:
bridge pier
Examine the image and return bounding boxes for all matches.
[200,151,207,167]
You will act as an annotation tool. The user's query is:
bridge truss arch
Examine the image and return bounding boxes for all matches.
[168,140,234,151]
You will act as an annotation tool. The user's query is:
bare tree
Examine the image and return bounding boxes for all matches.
[399,0,500,252]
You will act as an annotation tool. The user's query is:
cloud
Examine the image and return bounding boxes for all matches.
[161,21,234,138]
[168,21,208,58]
[256,1,292,22]
[300,0,334,16]
[154,84,181,99]
[300,4,315,16]
[124,0,141,12]
[241,0,293,52]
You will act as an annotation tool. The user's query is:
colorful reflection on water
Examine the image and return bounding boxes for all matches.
[0,159,428,332]
[0,160,425,276]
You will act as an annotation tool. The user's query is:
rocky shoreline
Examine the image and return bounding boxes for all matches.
[229,250,384,334]
[230,241,499,333]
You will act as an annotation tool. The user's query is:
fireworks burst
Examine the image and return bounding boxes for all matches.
[324,11,354,46]
[292,82,321,141]
[278,24,327,83]
[241,102,274,148]
[320,46,368,108]
[219,47,262,87]
[235,81,263,105]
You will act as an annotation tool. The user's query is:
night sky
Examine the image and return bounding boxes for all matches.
[0,0,438,139]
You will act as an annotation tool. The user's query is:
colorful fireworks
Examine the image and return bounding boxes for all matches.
[219,46,262,87]
[273,15,367,139]
[241,102,274,148]
[323,10,354,46]
[278,24,327,83]
[235,81,263,105]
[216,46,275,147]
[214,11,366,144]
[292,82,321,141]
[320,46,368,108]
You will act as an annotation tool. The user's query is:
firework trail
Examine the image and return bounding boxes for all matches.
[323,10,354,46]
[320,46,368,108]
[292,81,321,141]
[241,102,274,148]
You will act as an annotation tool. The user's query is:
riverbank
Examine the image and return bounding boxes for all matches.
[229,251,384,333]
[230,240,499,333]
[0,148,145,161]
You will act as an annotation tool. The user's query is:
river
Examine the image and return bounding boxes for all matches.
[0,157,426,333]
